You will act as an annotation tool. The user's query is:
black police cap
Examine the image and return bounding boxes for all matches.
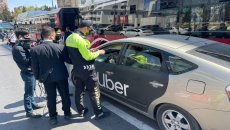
[79,20,93,28]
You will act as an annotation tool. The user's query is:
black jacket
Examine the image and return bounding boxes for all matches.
[12,42,33,74]
[30,41,71,82]
[66,32,97,79]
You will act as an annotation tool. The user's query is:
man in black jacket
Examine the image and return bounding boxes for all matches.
[30,27,72,125]
[12,30,43,118]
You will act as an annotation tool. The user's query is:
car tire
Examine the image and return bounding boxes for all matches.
[135,35,140,37]
[156,104,201,130]
[120,33,124,36]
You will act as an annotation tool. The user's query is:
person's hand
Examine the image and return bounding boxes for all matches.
[90,48,97,52]
[98,50,105,55]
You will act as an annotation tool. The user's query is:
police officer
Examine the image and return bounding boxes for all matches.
[66,20,107,119]
[12,30,44,118]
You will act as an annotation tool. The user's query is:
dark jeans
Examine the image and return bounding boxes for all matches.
[43,79,71,118]
[74,72,102,115]
[20,72,37,114]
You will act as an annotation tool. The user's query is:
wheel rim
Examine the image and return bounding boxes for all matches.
[162,110,191,130]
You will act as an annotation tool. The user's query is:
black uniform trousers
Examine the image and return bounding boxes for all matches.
[43,79,71,118]
[74,72,102,115]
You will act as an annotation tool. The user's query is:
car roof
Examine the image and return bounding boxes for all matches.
[112,35,216,51]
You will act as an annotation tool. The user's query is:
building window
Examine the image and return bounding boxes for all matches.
[90,5,95,10]
[113,5,118,9]
[130,5,136,14]
[111,11,117,15]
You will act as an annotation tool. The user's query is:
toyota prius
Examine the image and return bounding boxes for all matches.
[93,35,230,130]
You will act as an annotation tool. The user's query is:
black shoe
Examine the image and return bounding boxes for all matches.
[79,108,88,117]
[33,104,45,110]
[49,117,58,125]
[26,112,42,118]
[64,113,74,120]
[92,112,110,120]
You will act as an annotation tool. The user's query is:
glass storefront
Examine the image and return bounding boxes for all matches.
[158,0,230,29]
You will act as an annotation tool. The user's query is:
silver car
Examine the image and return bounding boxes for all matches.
[94,35,230,130]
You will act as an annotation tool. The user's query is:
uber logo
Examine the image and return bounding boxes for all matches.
[97,72,129,96]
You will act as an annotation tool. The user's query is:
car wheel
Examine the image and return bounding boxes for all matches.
[120,33,124,36]
[135,35,140,37]
[156,104,201,130]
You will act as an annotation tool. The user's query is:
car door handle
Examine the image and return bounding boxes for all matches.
[150,81,164,88]
[106,71,114,75]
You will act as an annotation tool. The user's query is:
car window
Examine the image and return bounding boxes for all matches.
[122,44,162,71]
[188,43,230,69]
[166,55,198,75]
[95,43,123,64]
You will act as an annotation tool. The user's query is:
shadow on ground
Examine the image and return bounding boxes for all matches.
[4,97,46,109]
[1,92,139,130]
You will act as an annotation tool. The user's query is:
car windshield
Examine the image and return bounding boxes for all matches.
[188,43,230,69]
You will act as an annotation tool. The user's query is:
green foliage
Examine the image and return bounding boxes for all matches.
[0,7,13,22]
[12,5,54,20]
[22,6,27,12]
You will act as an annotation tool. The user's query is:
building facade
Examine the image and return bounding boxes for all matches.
[0,0,7,13]
[155,0,230,28]
[56,0,230,28]
[56,0,79,8]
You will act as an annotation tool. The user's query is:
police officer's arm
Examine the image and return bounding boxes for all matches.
[30,49,39,79]
[12,47,30,66]
[77,37,104,61]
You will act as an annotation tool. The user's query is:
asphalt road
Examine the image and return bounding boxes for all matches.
[0,41,160,130]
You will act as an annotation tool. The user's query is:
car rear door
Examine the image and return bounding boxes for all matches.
[115,43,169,111]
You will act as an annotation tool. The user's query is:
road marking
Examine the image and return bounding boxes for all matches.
[102,101,155,130]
